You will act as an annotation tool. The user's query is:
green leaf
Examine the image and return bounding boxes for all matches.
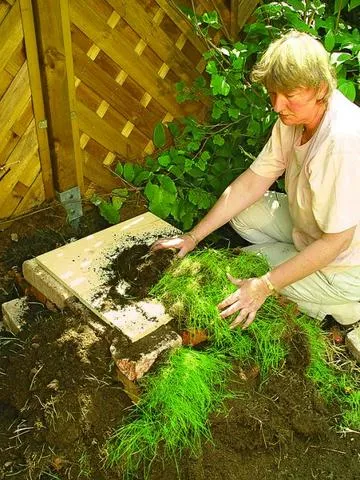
[112,188,128,197]
[158,175,177,195]
[349,0,360,10]
[194,76,206,89]
[285,12,314,33]
[145,183,176,219]
[90,194,102,207]
[235,97,248,110]
[114,163,123,176]
[247,119,261,136]
[334,0,348,13]
[188,167,204,178]
[211,158,228,174]
[153,122,166,148]
[158,154,171,167]
[99,202,120,224]
[286,0,305,10]
[331,52,352,65]
[168,122,181,138]
[188,188,214,209]
[112,196,125,210]
[212,100,226,119]
[197,156,207,171]
[200,151,211,161]
[232,57,245,71]
[210,75,230,96]
[338,79,356,102]
[149,200,171,219]
[123,162,135,183]
[133,170,151,186]
[144,182,158,202]
[187,141,201,152]
[169,165,184,179]
[175,81,185,92]
[213,134,225,146]
[206,60,218,75]
[228,107,240,119]
[184,158,194,172]
[202,11,221,29]
[324,30,336,52]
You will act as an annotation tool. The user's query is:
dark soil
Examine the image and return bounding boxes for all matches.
[99,244,176,307]
[0,199,359,480]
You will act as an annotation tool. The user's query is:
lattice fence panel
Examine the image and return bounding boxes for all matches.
[0,0,259,221]
[0,0,45,221]
[69,0,217,196]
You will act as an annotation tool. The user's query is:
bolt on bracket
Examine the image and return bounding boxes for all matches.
[56,186,83,225]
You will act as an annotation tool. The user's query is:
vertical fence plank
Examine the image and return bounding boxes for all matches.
[30,0,82,194]
[237,0,260,30]
[19,0,54,199]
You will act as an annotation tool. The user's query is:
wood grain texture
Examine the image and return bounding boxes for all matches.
[0,1,23,72]
[0,0,258,221]
[31,0,82,192]
[19,0,53,198]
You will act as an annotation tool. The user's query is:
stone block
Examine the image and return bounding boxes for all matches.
[23,259,71,309]
[111,324,182,381]
[1,297,29,334]
[346,326,360,362]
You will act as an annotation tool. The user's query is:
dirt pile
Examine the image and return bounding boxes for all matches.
[0,202,359,480]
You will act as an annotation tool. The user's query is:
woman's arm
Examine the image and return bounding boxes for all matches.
[269,226,356,290]
[152,169,277,257]
[190,168,277,242]
[219,225,356,329]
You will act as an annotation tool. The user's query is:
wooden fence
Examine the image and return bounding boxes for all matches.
[0,0,259,223]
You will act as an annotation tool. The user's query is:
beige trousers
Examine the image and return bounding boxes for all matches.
[230,191,360,325]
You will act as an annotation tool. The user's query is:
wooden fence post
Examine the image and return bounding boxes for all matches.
[19,0,54,200]
[24,0,83,221]
[236,0,260,31]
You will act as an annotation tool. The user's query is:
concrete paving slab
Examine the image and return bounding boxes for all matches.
[346,326,360,362]
[23,259,72,309]
[2,297,29,333]
[31,212,180,342]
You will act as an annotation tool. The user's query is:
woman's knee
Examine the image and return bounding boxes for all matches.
[230,192,293,244]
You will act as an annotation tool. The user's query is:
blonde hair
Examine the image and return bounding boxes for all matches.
[251,31,336,102]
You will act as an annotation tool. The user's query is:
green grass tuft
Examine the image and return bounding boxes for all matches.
[106,347,233,477]
[150,248,270,346]
[151,248,288,376]
[294,315,360,428]
[108,248,360,479]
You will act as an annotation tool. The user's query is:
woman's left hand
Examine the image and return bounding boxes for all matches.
[218,273,271,329]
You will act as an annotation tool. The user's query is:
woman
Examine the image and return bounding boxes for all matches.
[152,31,360,330]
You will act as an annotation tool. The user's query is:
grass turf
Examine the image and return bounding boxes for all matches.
[107,248,360,478]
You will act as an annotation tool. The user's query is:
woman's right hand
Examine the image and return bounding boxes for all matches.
[151,233,198,258]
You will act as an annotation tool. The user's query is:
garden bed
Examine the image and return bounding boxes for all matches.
[0,199,359,480]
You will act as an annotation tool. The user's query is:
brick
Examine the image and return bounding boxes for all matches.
[22,259,71,309]
[181,328,208,346]
[1,297,29,334]
[111,324,182,381]
[346,326,360,362]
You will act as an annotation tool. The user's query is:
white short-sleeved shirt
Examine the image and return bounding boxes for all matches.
[250,90,360,268]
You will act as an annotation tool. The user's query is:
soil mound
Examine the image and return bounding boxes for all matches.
[0,203,358,480]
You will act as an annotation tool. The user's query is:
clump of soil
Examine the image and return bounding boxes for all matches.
[0,202,359,480]
[99,244,176,307]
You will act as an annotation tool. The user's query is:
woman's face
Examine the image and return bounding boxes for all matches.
[268,87,326,129]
